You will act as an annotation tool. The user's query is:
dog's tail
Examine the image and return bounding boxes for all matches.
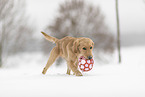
[41,31,58,43]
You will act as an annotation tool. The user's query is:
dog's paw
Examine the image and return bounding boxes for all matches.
[75,72,83,76]
[42,71,46,75]
[66,72,71,75]
[42,68,47,75]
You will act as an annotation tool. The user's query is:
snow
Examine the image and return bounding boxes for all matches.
[0,46,145,97]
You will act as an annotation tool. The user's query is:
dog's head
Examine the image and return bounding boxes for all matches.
[73,38,94,59]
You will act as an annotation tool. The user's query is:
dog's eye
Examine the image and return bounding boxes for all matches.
[90,47,92,49]
[83,48,86,50]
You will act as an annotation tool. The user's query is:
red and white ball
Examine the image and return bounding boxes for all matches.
[78,56,94,72]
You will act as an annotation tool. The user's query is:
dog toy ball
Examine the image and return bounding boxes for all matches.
[78,56,94,72]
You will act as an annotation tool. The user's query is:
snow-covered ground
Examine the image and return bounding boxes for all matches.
[0,46,145,97]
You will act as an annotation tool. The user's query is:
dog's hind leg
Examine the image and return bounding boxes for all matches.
[42,47,59,74]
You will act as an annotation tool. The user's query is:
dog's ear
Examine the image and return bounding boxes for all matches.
[73,39,80,53]
[92,41,94,47]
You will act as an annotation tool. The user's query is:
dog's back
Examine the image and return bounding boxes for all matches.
[41,32,76,59]
[56,36,76,58]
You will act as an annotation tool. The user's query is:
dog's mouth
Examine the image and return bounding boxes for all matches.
[79,56,93,60]
[79,56,86,60]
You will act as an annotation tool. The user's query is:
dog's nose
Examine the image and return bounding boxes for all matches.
[88,56,92,60]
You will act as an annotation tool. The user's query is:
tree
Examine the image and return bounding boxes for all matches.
[0,0,34,67]
[115,0,121,63]
[42,0,114,63]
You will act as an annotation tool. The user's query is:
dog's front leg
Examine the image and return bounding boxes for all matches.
[66,65,71,75]
[72,61,79,75]
[67,61,82,76]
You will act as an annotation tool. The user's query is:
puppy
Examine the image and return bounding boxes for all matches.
[41,32,94,76]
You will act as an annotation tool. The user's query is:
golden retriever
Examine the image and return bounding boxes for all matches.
[41,32,94,76]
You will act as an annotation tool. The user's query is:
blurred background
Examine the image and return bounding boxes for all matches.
[0,0,145,67]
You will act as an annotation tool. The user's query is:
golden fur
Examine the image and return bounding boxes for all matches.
[41,32,94,76]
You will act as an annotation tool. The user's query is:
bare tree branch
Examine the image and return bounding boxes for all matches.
[0,0,34,67]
